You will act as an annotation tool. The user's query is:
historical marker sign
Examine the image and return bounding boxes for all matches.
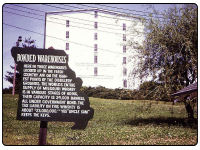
[11,47,94,126]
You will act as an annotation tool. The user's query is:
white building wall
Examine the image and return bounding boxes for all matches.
[45,9,144,89]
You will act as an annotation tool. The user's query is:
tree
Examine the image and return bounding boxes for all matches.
[129,4,197,118]
[16,36,36,48]
[4,36,37,92]
[131,4,197,96]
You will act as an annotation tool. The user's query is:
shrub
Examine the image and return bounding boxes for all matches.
[3,87,13,94]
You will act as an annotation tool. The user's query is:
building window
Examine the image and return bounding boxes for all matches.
[123,45,126,53]
[123,68,127,76]
[123,79,127,88]
[66,43,69,50]
[123,23,126,31]
[123,34,126,41]
[94,22,98,29]
[66,20,69,27]
[94,11,98,18]
[94,33,98,40]
[94,44,98,51]
[66,31,69,38]
[94,56,98,64]
[123,57,126,64]
[94,67,98,76]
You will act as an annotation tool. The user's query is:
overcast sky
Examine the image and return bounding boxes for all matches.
[2,3,185,88]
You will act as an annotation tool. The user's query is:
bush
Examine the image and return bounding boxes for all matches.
[3,87,13,94]
[81,86,138,100]
[80,81,171,101]
[138,81,170,101]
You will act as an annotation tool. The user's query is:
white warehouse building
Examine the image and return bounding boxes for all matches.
[44,8,145,89]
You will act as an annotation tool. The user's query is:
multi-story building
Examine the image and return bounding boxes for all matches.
[44,8,144,89]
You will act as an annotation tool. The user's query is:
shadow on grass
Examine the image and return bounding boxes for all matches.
[125,117,197,129]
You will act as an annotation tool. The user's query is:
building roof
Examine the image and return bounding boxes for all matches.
[171,82,197,97]
[46,8,141,20]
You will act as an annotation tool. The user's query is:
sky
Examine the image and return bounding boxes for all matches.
[2,3,187,88]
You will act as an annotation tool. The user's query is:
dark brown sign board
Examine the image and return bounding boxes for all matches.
[11,47,94,128]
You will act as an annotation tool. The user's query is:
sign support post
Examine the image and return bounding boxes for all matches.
[12,63,17,95]
[38,121,48,145]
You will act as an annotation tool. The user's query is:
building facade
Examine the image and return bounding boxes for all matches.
[44,8,144,89]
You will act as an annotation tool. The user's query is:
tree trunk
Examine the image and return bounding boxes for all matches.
[184,98,194,119]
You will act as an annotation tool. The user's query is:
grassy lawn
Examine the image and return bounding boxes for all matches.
[3,94,197,145]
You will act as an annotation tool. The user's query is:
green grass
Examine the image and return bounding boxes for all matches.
[3,94,197,145]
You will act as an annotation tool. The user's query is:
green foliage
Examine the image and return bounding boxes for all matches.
[139,81,159,100]
[4,65,21,94]
[139,81,172,101]
[80,81,170,101]
[130,4,197,95]
[2,87,13,94]
[81,86,120,100]
[17,36,36,48]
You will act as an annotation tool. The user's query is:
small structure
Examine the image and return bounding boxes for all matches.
[171,82,197,99]
[171,82,197,119]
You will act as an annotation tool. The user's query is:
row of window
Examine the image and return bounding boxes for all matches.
[123,32,127,88]
[66,20,126,31]
[66,43,97,51]
[94,70,127,88]
[66,20,99,29]
[66,44,125,53]
[95,67,127,87]
[94,57,126,69]
[93,67,127,78]
[66,36,126,52]
[66,44,127,63]
[93,22,126,30]
[94,12,98,75]
[66,44,125,52]
[67,43,97,52]
[65,43,126,53]
[94,57,125,65]
[92,33,126,42]
[66,31,98,40]
[66,45,126,55]
[122,22,127,82]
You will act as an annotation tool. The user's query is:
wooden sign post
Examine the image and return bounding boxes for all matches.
[12,63,17,95]
[11,47,94,145]
[39,121,48,145]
